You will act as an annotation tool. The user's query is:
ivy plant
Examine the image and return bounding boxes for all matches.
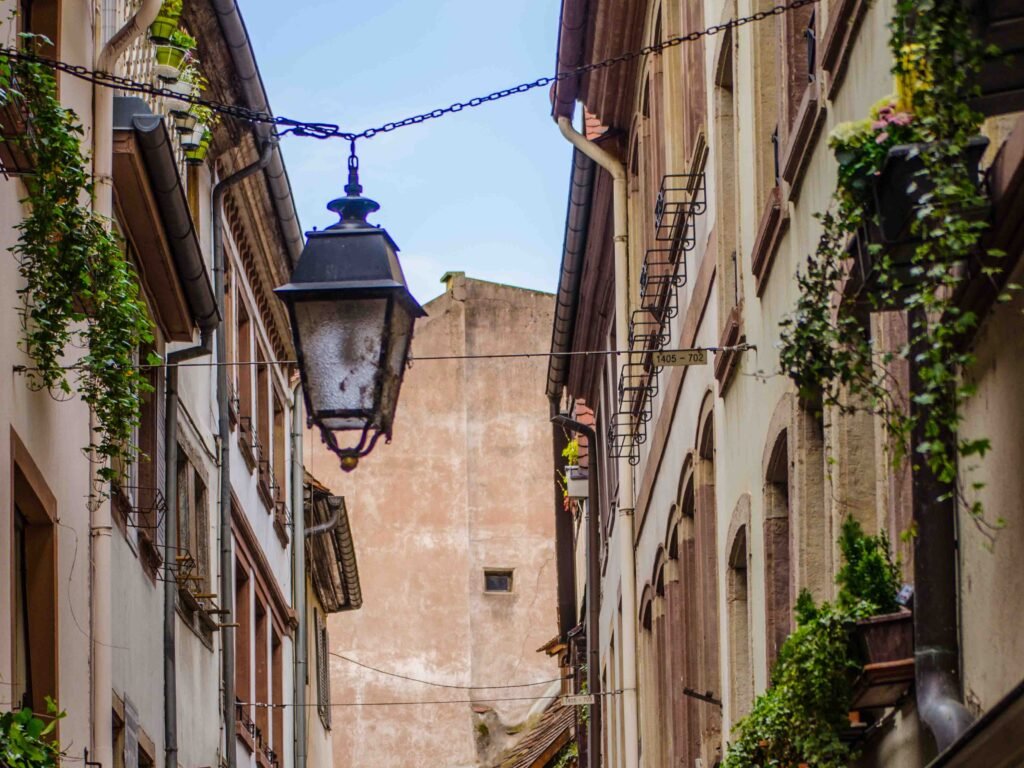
[723,519,901,768]
[1,700,65,768]
[778,0,1006,536]
[2,38,155,482]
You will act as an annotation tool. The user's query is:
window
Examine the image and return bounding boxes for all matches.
[238,302,253,422]
[176,451,209,593]
[235,561,252,736]
[18,0,58,57]
[764,431,793,666]
[271,631,284,765]
[727,525,753,719]
[315,609,331,728]
[254,602,269,749]
[273,393,287,502]
[12,454,57,714]
[483,569,514,593]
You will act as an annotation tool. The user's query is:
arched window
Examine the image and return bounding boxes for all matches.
[727,496,753,721]
[764,430,792,666]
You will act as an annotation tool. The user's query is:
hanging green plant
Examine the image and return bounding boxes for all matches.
[778,0,1008,534]
[2,38,155,482]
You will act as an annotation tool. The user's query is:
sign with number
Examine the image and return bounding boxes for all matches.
[560,694,595,707]
[653,349,708,367]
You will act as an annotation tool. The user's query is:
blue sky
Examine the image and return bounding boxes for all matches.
[241,0,571,306]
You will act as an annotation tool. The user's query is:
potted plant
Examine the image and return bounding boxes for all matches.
[185,129,212,165]
[154,30,195,82]
[873,135,989,244]
[148,0,183,43]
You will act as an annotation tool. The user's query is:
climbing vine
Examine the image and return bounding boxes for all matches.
[779,1,1008,533]
[2,37,155,481]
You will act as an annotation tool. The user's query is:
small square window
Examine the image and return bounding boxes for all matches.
[484,569,513,593]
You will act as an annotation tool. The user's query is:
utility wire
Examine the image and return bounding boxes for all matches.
[0,0,816,145]
[330,651,569,690]
[11,344,756,373]
[241,690,626,708]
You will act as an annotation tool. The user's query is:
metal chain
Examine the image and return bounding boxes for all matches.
[0,0,816,145]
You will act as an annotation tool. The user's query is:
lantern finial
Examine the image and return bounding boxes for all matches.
[326,141,380,228]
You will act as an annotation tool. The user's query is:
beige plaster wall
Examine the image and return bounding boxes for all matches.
[309,275,559,768]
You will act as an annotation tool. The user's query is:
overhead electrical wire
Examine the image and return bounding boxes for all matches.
[241,690,627,709]
[330,651,569,690]
[11,343,756,373]
[0,0,816,146]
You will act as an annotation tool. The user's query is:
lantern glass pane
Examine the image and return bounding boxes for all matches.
[294,298,388,430]
[378,301,417,433]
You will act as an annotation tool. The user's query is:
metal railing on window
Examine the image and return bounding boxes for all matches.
[608,171,704,465]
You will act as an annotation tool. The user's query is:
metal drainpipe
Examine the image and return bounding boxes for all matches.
[213,141,275,768]
[89,4,162,767]
[908,307,974,753]
[291,383,307,768]
[163,332,213,768]
[556,114,640,768]
[551,415,601,768]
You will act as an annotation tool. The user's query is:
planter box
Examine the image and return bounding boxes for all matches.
[566,465,588,499]
[0,98,35,174]
[850,610,915,711]
[873,136,990,244]
[855,609,913,664]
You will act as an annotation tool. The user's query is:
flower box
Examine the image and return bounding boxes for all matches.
[873,135,990,245]
[855,610,913,663]
[0,98,35,174]
[849,610,915,711]
[566,465,588,499]
[154,44,187,81]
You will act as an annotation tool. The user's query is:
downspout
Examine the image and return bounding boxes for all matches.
[89,3,162,767]
[908,307,974,752]
[551,415,602,768]
[291,384,307,768]
[213,140,275,768]
[163,332,214,768]
[556,114,640,768]
[549,397,579,641]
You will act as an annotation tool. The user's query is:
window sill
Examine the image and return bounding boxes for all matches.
[238,420,257,474]
[781,83,826,199]
[272,507,290,548]
[751,187,790,296]
[715,305,745,394]
[822,0,868,99]
[138,529,163,582]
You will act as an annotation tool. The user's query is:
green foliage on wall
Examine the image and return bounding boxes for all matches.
[778,0,1009,538]
[2,37,155,481]
[723,519,902,768]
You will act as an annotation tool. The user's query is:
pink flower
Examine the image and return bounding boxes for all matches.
[890,112,914,127]
[876,131,890,144]
[872,120,887,130]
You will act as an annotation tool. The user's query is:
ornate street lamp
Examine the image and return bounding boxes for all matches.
[275,151,425,472]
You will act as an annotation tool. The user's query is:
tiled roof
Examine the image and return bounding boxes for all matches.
[496,704,575,768]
